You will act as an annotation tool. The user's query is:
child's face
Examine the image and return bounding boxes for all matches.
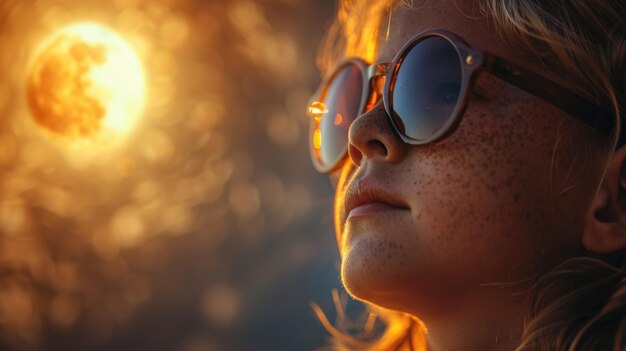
[333,2,607,317]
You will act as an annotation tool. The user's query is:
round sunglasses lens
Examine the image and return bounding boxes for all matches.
[391,36,462,141]
[317,63,363,168]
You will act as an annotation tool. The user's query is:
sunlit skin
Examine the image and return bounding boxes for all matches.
[331,2,626,351]
[26,23,145,141]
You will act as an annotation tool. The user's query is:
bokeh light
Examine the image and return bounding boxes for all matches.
[0,0,339,350]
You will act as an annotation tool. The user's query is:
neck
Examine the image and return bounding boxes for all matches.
[415,287,526,351]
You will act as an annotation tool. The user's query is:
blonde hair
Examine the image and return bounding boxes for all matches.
[313,0,626,350]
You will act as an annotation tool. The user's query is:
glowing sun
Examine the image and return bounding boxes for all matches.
[26,23,145,141]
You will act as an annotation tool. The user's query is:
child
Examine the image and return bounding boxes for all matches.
[307,1,626,350]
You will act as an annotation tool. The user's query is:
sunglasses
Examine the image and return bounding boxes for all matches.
[307,29,616,173]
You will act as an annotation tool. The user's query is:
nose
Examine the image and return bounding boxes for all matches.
[348,101,407,168]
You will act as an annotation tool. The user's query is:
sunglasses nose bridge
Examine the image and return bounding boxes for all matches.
[364,63,390,113]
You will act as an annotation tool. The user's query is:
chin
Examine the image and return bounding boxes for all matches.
[341,234,416,307]
[340,234,461,318]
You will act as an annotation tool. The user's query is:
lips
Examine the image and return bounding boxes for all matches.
[344,178,409,218]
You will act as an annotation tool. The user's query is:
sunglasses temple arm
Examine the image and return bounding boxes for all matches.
[482,54,617,142]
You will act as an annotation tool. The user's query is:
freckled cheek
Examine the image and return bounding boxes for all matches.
[409,189,542,284]
[403,148,551,277]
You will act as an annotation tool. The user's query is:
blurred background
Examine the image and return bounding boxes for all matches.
[0,0,343,350]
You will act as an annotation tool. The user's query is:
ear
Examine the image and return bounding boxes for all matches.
[583,145,626,254]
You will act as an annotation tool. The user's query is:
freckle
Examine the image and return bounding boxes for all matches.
[387,254,392,259]
[400,261,405,266]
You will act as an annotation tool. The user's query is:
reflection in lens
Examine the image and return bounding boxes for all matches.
[392,36,462,141]
[319,63,363,167]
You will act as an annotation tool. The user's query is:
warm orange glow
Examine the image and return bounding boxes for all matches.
[334,113,343,126]
[313,128,322,150]
[338,0,389,63]
[307,101,328,121]
[26,23,145,140]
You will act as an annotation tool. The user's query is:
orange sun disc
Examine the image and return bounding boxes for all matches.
[26,23,145,141]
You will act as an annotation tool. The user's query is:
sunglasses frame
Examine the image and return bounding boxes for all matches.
[309,28,616,173]
[308,58,371,173]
